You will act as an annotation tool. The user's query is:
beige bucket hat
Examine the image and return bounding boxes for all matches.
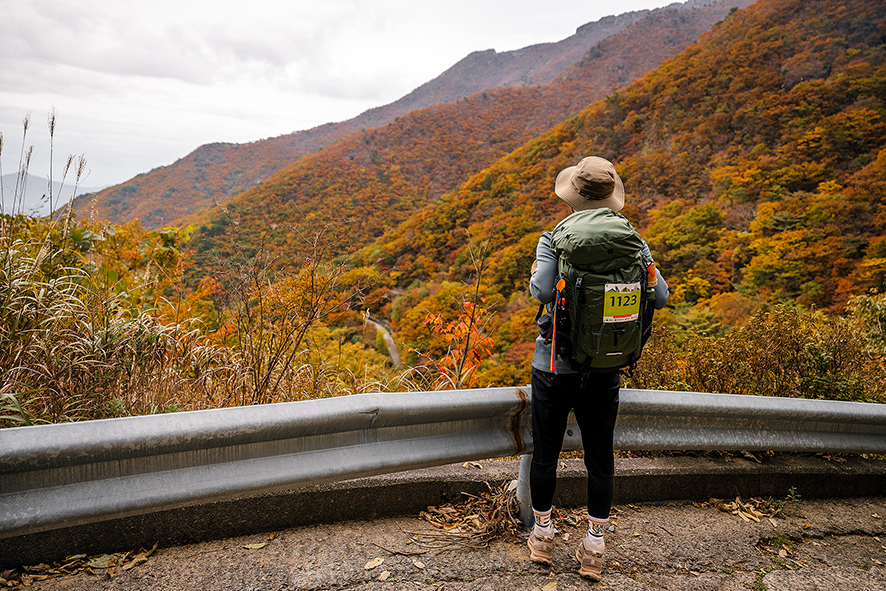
[554,156,625,212]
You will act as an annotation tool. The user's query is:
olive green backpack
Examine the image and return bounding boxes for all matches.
[548,208,656,373]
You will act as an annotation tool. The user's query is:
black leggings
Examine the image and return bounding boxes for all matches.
[529,368,620,519]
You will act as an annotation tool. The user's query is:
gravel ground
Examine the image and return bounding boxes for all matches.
[16,496,886,590]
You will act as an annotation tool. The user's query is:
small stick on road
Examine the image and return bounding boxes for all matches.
[371,542,427,556]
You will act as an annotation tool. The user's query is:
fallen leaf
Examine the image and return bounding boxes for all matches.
[690,570,700,576]
[87,553,126,569]
[563,514,582,528]
[243,543,267,550]
[427,506,457,515]
[462,461,483,469]
[413,560,426,569]
[769,518,778,527]
[542,582,558,591]
[121,555,148,571]
[874,514,882,519]
[364,557,385,570]
[267,532,279,541]
[742,451,761,463]
[778,549,787,558]
[379,571,391,581]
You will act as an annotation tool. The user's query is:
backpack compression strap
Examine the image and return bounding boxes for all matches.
[550,278,566,373]
[572,276,584,367]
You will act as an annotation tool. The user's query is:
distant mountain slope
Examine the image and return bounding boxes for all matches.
[72,0,743,229]
[74,134,310,228]
[0,173,104,217]
[183,0,753,265]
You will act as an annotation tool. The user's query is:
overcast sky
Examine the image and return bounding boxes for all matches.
[1,0,678,194]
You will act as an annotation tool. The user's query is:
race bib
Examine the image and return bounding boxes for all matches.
[603,282,641,323]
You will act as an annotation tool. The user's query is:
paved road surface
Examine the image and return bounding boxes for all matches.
[26,496,886,590]
[363,312,401,367]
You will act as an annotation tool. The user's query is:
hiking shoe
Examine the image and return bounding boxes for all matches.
[575,537,604,580]
[527,526,554,565]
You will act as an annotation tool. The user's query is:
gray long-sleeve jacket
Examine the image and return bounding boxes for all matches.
[529,231,670,374]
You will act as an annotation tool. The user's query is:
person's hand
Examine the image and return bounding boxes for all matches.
[531,260,538,275]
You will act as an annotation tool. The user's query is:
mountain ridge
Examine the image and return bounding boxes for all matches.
[72,0,741,229]
[180,0,754,270]
[354,8,655,127]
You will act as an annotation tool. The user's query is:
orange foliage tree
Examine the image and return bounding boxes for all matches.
[410,233,497,390]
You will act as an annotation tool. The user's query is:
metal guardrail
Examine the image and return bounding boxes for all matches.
[1,388,885,540]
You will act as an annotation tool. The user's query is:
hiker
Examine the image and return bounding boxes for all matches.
[527,156,669,580]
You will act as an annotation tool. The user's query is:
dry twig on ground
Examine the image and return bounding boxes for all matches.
[408,481,522,553]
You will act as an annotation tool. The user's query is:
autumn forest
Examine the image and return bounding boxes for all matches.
[2,0,885,426]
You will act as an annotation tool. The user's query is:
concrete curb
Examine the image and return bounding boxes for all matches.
[2,454,884,567]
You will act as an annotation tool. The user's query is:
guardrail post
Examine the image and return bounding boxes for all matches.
[516,453,534,528]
